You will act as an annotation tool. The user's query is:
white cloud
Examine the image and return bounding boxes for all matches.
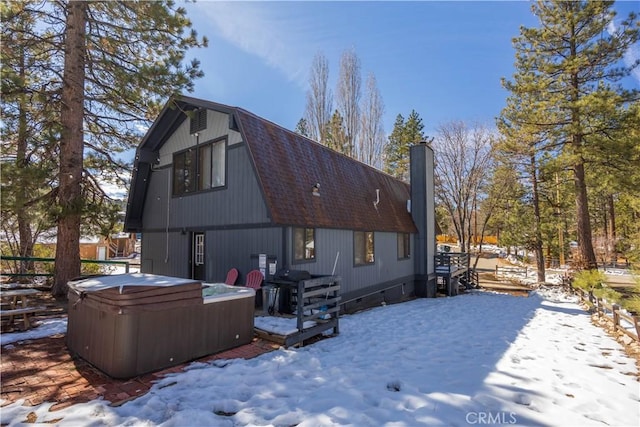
[607,19,640,85]
[192,2,312,88]
[626,44,640,84]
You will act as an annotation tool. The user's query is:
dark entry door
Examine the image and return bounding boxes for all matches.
[191,232,206,280]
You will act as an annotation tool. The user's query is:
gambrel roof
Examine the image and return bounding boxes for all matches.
[125,96,417,234]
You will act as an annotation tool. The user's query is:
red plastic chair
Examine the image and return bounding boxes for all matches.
[245,270,264,290]
[245,270,264,308]
[225,268,239,285]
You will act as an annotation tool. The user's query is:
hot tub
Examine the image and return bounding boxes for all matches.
[202,282,254,301]
[66,274,255,379]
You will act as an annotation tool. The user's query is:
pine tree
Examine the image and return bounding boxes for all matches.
[384,110,426,181]
[1,1,59,273]
[325,110,348,154]
[294,118,310,138]
[502,0,639,270]
[2,1,207,296]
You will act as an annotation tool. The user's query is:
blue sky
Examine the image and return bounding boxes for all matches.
[183,1,639,137]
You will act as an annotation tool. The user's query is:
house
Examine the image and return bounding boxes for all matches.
[36,234,137,261]
[124,96,436,312]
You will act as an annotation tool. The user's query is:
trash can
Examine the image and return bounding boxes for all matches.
[262,285,279,315]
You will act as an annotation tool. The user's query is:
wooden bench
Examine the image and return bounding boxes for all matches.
[1,306,48,330]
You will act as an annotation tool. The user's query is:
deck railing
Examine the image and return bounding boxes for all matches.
[435,252,478,294]
[435,252,469,270]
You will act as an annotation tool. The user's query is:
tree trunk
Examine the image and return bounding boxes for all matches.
[16,14,35,275]
[574,161,598,270]
[53,1,87,297]
[607,194,616,265]
[569,30,597,271]
[530,155,545,283]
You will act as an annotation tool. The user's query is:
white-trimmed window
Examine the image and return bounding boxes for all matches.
[194,234,205,265]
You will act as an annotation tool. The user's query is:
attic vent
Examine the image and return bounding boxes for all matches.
[190,108,207,134]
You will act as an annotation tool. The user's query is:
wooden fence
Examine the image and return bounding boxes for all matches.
[569,285,640,343]
[495,265,530,278]
[1,255,136,281]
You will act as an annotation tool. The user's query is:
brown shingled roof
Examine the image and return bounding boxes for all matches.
[236,109,417,233]
[125,96,418,234]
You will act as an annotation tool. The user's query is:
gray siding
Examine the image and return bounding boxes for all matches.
[141,143,269,230]
[138,106,431,308]
[287,228,414,298]
[141,231,190,278]
[158,110,242,167]
[204,227,283,284]
[141,227,283,283]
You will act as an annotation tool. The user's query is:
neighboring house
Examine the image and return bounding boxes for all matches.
[106,232,138,259]
[124,96,436,312]
[35,234,137,260]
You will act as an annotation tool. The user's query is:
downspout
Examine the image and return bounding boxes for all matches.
[165,169,170,263]
[282,227,288,269]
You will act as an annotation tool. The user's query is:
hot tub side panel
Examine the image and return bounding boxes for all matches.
[67,292,140,379]
[67,292,255,379]
[201,295,255,353]
[133,306,204,377]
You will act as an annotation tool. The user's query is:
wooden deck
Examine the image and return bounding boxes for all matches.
[435,252,478,296]
[260,275,341,347]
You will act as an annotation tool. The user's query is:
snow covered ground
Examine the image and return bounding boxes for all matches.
[1,289,639,426]
[0,317,67,347]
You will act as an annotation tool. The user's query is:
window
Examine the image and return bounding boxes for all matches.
[354,231,374,265]
[173,138,226,196]
[294,227,315,261]
[398,233,410,259]
[198,140,226,190]
[173,149,197,195]
[194,233,205,265]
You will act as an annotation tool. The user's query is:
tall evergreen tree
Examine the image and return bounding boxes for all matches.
[2,1,207,296]
[325,110,348,154]
[498,76,552,281]
[1,1,59,273]
[502,0,639,270]
[294,117,310,138]
[384,110,426,181]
